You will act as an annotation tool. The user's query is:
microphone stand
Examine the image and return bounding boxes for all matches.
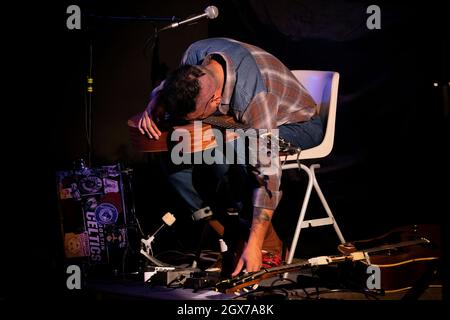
[85,41,94,167]
[150,29,163,88]
[83,14,180,23]
[144,25,171,88]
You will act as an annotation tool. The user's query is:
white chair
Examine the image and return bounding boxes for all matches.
[282,70,346,265]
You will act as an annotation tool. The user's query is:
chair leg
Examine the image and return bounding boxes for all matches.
[286,163,314,265]
[310,164,346,244]
[285,164,346,267]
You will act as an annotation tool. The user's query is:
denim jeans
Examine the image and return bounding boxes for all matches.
[161,116,323,215]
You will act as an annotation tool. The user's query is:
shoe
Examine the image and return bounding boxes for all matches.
[261,251,282,269]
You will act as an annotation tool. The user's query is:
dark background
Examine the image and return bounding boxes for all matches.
[7,0,448,302]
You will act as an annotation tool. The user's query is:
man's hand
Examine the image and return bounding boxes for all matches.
[138,99,162,139]
[231,243,262,277]
[231,208,274,277]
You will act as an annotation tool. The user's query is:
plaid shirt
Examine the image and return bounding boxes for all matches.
[182,38,317,210]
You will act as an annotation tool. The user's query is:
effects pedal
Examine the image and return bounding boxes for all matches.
[144,266,199,286]
[183,270,221,290]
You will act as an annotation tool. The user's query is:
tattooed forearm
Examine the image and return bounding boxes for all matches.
[247,208,274,250]
[254,210,271,224]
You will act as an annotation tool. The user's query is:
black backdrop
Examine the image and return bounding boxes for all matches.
[7,0,448,302]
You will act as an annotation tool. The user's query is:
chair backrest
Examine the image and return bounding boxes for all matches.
[285,70,340,161]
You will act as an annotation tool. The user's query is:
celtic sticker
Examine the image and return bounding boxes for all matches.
[94,203,119,224]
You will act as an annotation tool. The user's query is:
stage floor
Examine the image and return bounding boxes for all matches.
[83,258,443,301]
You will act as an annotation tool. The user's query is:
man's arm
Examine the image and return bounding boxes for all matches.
[230,92,283,276]
[232,208,273,276]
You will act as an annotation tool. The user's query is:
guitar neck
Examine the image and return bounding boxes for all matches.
[215,238,432,294]
[203,116,301,155]
[364,238,429,254]
[215,261,311,294]
[203,115,249,130]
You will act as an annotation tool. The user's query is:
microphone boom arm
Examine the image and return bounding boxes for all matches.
[158,6,219,32]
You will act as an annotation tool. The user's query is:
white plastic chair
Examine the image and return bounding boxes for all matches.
[282,70,346,265]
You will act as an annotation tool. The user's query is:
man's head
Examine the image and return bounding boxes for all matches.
[159,64,222,121]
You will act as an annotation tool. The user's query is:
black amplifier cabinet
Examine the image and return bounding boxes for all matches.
[56,164,128,272]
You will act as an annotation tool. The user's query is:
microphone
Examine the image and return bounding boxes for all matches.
[158,6,219,32]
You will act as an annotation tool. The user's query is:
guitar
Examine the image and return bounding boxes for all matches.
[127,114,300,155]
[215,233,439,294]
[337,224,441,293]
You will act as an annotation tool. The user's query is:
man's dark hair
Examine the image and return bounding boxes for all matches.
[159,64,205,120]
